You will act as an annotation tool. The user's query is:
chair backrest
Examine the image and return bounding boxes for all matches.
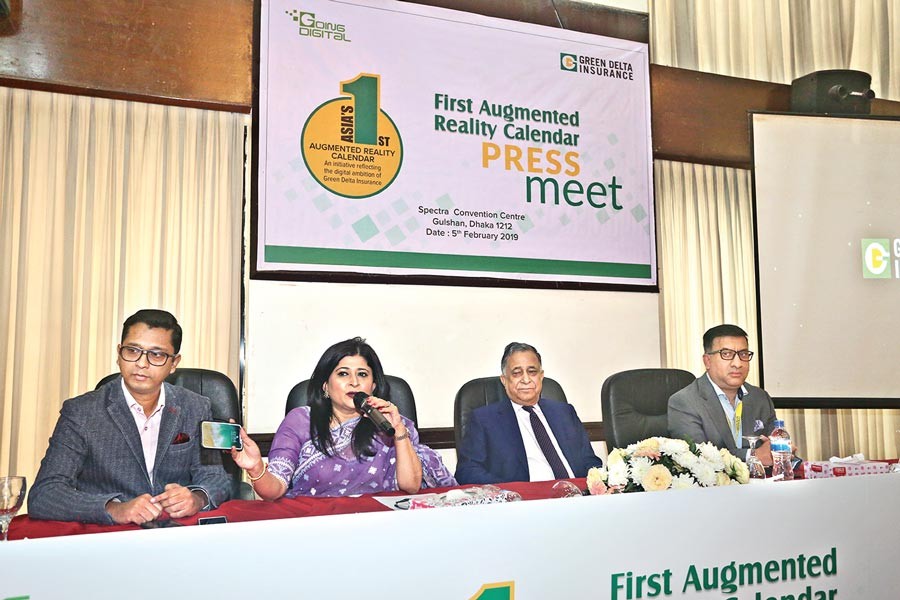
[600,368,696,449]
[284,374,418,427]
[453,376,567,449]
[96,368,249,499]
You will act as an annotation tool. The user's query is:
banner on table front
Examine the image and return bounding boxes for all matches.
[4,476,900,598]
[256,0,655,285]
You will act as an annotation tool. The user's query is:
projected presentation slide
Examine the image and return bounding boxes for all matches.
[752,113,900,399]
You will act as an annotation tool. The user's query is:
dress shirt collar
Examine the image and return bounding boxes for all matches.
[121,378,166,416]
[705,373,747,406]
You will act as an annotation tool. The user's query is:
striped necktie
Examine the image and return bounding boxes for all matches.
[522,405,568,479]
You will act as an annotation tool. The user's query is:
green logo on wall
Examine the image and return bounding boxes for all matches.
[861,239,891,278]
[560,53,577,71]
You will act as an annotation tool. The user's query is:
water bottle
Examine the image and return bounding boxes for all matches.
[769,419,793,481]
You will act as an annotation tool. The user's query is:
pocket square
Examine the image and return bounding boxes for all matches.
[753,419,765,432]
[172,432,191,445]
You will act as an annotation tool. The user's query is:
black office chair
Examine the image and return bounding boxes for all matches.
[453,376,568,449]
[96,368,254,500]
[284,374,419,426]
[600,368,696,449]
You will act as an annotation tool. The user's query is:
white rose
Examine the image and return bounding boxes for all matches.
[636,438,661,453]
[720,448,735,469]
[671,473,699,490]
[733,460,750,484]
[608,448,625,466]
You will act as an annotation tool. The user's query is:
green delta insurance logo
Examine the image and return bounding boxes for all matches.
[861,238,897,279]
[560,53,577,71]
[559,52,635,80]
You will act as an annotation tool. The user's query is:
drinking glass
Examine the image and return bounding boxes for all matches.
[0,476,27,541]
[743,435,766,480]
[550,480,584,498]
[891,430,900,474]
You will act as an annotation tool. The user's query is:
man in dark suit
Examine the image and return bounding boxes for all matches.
[455,342,602,484]
[667,324,778,465]
[29,309,230,524]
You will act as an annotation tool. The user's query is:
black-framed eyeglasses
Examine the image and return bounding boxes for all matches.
[118,345,176,367]
[706,348,754,362]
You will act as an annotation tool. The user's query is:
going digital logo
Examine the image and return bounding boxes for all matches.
[861,238,895,279]
[285,9,352,42]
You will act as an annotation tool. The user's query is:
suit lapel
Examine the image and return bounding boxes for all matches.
[697,377,736,447]
[154,384,183,479]
[738,386,760,436]
[495,400,528,475]
[539,399,562,430]
[539,400,575,465]
[105,379,151,484]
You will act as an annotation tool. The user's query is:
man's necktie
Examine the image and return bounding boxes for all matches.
[522,405,569,479]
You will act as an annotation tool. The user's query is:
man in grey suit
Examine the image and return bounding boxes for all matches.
[29,309,230,525]
[668,324,778,465]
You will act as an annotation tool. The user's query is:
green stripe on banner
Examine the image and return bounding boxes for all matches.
[265,245,651,279]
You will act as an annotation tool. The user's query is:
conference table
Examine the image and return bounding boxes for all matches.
[4,474,900,600]
[6,477,574,540]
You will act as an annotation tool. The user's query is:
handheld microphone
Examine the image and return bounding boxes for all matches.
[352,392,396,437]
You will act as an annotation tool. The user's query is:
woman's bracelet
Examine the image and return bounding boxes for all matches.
[248,461,268,482]
[394,431,410,442]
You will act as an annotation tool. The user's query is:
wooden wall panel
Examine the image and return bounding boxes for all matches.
[650,65,900,169]
[650,66,791,169]
[0,0,253,112]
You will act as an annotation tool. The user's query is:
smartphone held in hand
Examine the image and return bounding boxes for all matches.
[200,421,242,451]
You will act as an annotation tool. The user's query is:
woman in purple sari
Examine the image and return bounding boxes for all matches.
[233,337,456,498]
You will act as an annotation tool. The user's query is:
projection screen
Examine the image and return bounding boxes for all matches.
[752,112,900,400]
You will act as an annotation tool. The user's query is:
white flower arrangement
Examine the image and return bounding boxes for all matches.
[586,437,750,495]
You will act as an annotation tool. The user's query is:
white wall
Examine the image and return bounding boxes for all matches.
[588,0,648,13]
[245,279,661,434]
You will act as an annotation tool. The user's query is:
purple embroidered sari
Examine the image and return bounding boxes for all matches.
[268,407,456,497]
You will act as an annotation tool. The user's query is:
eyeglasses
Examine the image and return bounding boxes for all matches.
[706,348,754,362]
[118,345,176,367]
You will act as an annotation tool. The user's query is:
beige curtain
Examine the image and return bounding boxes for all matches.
[651,0,899,460]
[655,161,758,380]
[0,87,247,492]
[651,0,899,100]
